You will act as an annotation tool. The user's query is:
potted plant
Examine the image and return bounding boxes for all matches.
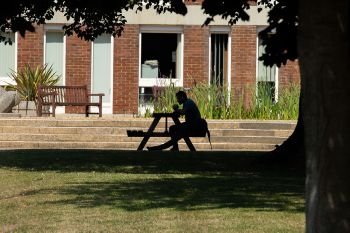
[6,63,61,116]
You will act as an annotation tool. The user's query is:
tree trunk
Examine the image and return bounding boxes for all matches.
[270,92,304,159]
[298,0,350,232]
[265,94,305,171]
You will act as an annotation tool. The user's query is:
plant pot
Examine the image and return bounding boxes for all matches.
[12,101,38,116]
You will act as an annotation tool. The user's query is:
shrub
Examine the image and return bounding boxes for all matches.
[6,63,61,102]
[149,81,300,120]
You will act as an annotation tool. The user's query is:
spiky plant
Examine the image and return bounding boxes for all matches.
[6,63,61,102]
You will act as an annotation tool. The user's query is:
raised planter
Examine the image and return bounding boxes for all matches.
[12,101,38,116]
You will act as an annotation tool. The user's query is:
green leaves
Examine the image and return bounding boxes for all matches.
[151,81,300,120]
[6,64,61,102]
[1,0,188,43]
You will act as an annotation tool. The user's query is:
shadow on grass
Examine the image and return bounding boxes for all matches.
[0,149,305,212]
[22,175,304,212]
[0,149,303,174]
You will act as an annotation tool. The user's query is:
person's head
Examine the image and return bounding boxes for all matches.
[176,90,187,104]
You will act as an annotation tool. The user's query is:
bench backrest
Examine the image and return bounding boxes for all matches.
[38,85,89,104]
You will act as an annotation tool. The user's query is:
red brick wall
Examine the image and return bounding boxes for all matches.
[231,25,257,107]
[17,25,44,69]
[248,0,257,6]
[65,34,92,114]
[66,35,91,87]
[113,25,139,114]
[185,1,255,6]
[278,59,300,87]
[14,23,301,115]
[184,0,203,5]
[183,25,209,87]
[184,0,255,5]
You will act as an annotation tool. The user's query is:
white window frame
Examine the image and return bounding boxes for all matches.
[0,32,18,85]
[256,27,279,102]
[43,25,66,85]
[138,25,184,88]
[208,26,232,103]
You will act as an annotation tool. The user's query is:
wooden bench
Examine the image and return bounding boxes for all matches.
[37,85,104,117]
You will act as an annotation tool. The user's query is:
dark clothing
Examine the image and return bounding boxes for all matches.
[182,98,201,125]
[169,99,202,150]
[169,122,191,140]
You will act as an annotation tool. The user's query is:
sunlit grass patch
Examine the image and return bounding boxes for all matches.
[0,150,304,232]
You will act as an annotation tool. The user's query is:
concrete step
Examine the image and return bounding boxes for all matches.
[0,118,297,130]
[0,126,293,137]
[0,141,277,151]
[0,133,288,144]
[0,117,295,151]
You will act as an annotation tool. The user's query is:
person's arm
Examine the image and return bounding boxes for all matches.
[172,104,185,115]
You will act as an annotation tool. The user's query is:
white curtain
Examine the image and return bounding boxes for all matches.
[45,31,64,85]
[93,34,111,103]
[0,33,16,78]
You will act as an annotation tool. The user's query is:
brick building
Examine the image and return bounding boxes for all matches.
[0,2,300,115]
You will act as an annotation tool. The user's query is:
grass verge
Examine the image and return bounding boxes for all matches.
[0,150,305,233]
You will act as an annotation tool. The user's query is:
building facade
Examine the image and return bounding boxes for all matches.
[0,2,300,115]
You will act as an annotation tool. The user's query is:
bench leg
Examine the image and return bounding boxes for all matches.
[52,105,56,117]
[137,116,161,151]
[85,106,89,117]
[98,105,102,117]
[37,103,42,117]
[184,137,196,151]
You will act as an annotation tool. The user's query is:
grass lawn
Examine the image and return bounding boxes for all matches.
[0,150,305,233]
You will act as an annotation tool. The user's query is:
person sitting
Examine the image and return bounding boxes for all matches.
[147,90,202,151]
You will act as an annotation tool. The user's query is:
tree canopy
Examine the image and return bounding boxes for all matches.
[1,0,297,67]
[0,0,186,42]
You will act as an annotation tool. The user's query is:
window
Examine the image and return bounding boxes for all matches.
[257,36,277,102]
[138,27,183,115]
[45,31,64,85]
[139,87,153,105]
[92,34,112,104]
[0,32,16,80]
[141,33,181,80]
[210,34,228,87]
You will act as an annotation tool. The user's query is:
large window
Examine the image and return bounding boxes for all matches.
[139,30,183,111]
[45,31,64,85]
[0,33,16,81]
[141,33,181,80]
[210,34,228,87]
[139,86,154,105]
[257,36,277,102]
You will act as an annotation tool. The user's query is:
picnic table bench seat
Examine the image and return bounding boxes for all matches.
[37,85,104,117]
[127,130,207,137]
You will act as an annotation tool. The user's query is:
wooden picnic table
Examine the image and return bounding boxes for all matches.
[127,112,196,151]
